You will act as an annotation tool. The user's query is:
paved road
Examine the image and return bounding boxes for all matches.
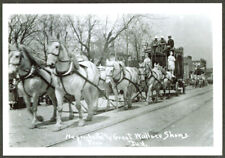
[9,85,213,147]
[54,87,213,147]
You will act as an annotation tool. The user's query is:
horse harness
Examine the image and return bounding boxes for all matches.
[145,68,164,86]
[53,61,88,96]
[19,66,53,98]
[112,64,143,95]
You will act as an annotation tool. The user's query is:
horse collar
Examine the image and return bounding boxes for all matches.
[55,61,74,77]
[113,66,124,84]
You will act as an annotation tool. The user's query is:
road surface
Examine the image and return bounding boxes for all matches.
[54,86,213,147]
[9,85,213,147]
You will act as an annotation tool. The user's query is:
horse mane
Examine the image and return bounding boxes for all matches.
[19,45,46,66]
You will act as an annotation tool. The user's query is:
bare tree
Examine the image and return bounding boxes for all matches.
[8,15,39,47]
[96,15,137,65]
[68,15,97,60]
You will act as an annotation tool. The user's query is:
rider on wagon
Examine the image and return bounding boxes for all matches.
[168,51,176,75]
[167,35,174,54]
[159,36,167,52]
[151,36,159,54]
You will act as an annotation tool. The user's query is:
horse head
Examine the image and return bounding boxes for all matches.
[46,41,62,68]
[105,60,122,83]
[47,33,70,68]
[8,45,31,77]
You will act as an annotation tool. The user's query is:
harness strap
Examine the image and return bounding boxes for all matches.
[82,68,88,90]
[60,77,70,95]
[113,66,124,84]
[147,69,164,86]
[114,68,144,99]
[19,67,36,98]
[21,79,32,98]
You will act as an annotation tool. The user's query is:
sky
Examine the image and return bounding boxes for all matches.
[4,3,218,68]
[151,14,213,68]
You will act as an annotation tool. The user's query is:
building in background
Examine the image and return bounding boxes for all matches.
[183,56,193,80]
[192,58,207,75]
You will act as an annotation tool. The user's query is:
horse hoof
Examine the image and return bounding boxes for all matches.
[147,100,152,105]
[52,124,63,132]
[85,115,93,121]
[37,115,44,122]
[29,124,37,129]
[49,117,56,122]
[69,114,74,120]
[78,120,85,127]
[93,110,98,115]
[105,106,110,112]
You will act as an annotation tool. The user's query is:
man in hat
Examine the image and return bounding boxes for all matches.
[151,36,159,54]
[167,35,174,50]
[159,36,167,53]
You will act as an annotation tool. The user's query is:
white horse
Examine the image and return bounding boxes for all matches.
[8,45,58,128]
[46,40,99,130]
[105,60,139,109]
[146,63,164,104]
[97,65,118,111]
[138,62,148,100]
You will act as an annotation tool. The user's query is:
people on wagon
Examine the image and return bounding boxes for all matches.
[167,35,174,52]
[159,36,167,52]
[168,51,176,75]
[151,36,159,54]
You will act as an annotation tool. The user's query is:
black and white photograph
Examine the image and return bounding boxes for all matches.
[3,3,222,156]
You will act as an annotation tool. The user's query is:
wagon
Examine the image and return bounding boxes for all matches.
[144,47,185,95]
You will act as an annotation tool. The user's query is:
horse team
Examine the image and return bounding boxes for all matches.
[8,38,182,131]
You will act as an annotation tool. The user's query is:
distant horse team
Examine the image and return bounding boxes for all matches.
[8,36,203,130]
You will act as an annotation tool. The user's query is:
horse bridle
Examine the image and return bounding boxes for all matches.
[47,44,71,63]
[9,51,24,66]
[138,66,147,82]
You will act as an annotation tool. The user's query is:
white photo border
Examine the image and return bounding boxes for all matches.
[3,3,222,156]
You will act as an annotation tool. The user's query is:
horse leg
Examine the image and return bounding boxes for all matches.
[30,93,43,129]
[155,87,160,102]
[68,102,74,120]
[47,89,57,122]
[54,89,64,130]
[123,89,128,110]
[105,84,110,111]
[74,92,85,127]
[23,95,33,116]
[112,83,119,109]
[127,86,132,109]
[168,84,171,98]
[17,82,32,116]
[147,85,153,104]
[84,86,99,121]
